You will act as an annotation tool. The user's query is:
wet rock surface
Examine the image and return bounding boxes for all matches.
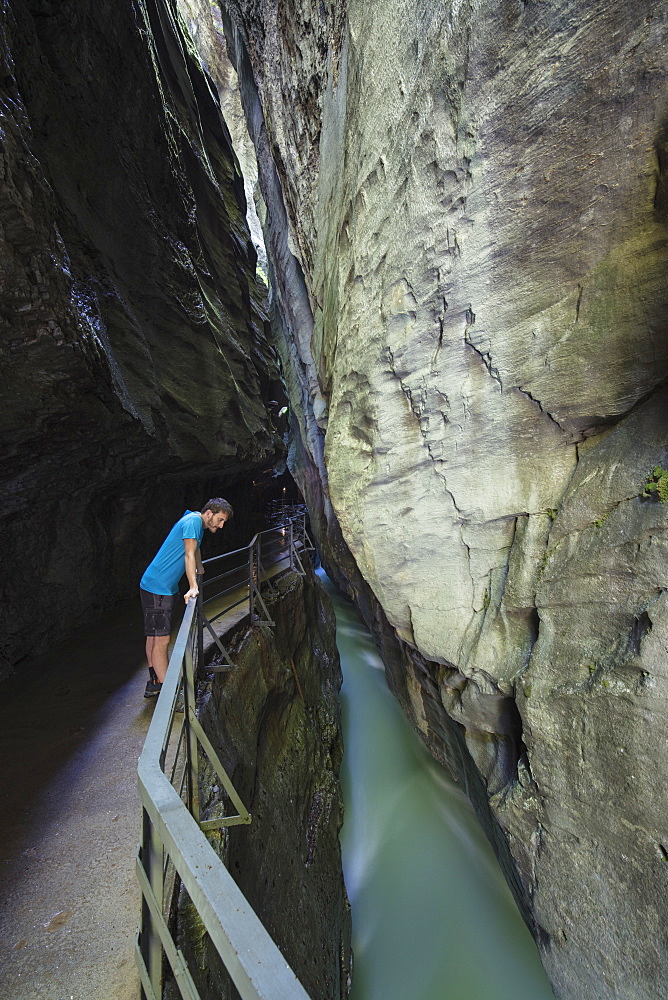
[0,0,283,676]
[176,570,351,1000]
[221,2,668,996]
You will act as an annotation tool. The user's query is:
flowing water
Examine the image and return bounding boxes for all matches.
[318,571,555,1000]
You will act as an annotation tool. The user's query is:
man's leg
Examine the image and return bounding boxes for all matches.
[141,590,176,696]
[150,634,170,683]
[145,637,161,679]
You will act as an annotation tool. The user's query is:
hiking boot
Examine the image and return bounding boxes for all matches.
[144,678,162,698]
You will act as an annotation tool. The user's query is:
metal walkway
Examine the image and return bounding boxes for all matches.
[136,515,316,1000]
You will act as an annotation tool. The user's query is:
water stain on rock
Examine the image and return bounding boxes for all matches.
[44,909,73,931]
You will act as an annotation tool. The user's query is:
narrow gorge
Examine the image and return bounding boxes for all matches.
[2,2,668,999]
[215,3,668,998]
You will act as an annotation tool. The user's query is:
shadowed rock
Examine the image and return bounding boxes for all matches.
[0,0,283,674]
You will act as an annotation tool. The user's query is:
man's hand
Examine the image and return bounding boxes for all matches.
[184,585,199,604]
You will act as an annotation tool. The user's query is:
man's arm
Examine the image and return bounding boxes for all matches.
[196,549,204,576]
[183,537,199,603]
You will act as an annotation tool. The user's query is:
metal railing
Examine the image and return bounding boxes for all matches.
[197,515,314,670]
[136,514,315,1000]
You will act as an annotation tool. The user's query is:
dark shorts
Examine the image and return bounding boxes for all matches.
[140,588,177,637]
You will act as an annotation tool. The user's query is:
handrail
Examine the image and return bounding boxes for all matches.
[198,518,314,667]
[136,512,315,1000]
[201,523,299,571]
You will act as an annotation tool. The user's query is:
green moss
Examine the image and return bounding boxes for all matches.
[546,508,558,521]
[594,509,612,529]
[540,545,555,571]
[523,684,532,698]
[643,466,668,502]
[482,589,490,610]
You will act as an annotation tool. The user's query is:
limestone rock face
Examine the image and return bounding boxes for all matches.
[222,2,668,996]
[184,571,351,1000]
[0,0,282,674]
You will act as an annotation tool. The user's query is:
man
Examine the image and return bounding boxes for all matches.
[140,498,233,698]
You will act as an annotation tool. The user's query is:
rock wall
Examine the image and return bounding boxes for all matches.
[176,0,267,268]
[220,2,668,997]
[177,570,351,1000]
[0,0,283,675]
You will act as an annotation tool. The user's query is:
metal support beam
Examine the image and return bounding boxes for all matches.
[249,540,255,620]
[136,860,201,1000]
[138,754,311,1000]
[139,807,165,999]
[200,613,236,669]
[289,521,294,572]
[188,711,251,827]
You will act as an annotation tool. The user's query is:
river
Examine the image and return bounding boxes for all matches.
[318,571,555,1000]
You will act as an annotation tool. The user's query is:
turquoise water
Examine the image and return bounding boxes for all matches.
[319,571,555,1000]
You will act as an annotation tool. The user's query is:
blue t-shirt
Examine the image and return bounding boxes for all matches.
[140,510,204,596]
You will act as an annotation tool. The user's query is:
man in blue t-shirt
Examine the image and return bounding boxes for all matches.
[140,497,233,698]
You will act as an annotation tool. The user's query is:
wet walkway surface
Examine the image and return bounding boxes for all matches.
[0,599,153,1000]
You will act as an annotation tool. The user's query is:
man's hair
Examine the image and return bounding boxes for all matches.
[201,498,234,519]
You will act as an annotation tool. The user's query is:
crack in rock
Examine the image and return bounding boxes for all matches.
[461,309,566,437]
[431,296,448,367]
[386,345,462,515]
[463,307,502,386]
[513,384,565,432]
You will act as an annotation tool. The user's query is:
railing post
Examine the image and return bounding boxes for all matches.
[248,541,255,621]
[289,520,294,571]
[196,586,204,675]
[185,620,200,823]
[140,808,164,998]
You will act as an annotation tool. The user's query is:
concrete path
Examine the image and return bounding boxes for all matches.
[0,600,152,1000]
